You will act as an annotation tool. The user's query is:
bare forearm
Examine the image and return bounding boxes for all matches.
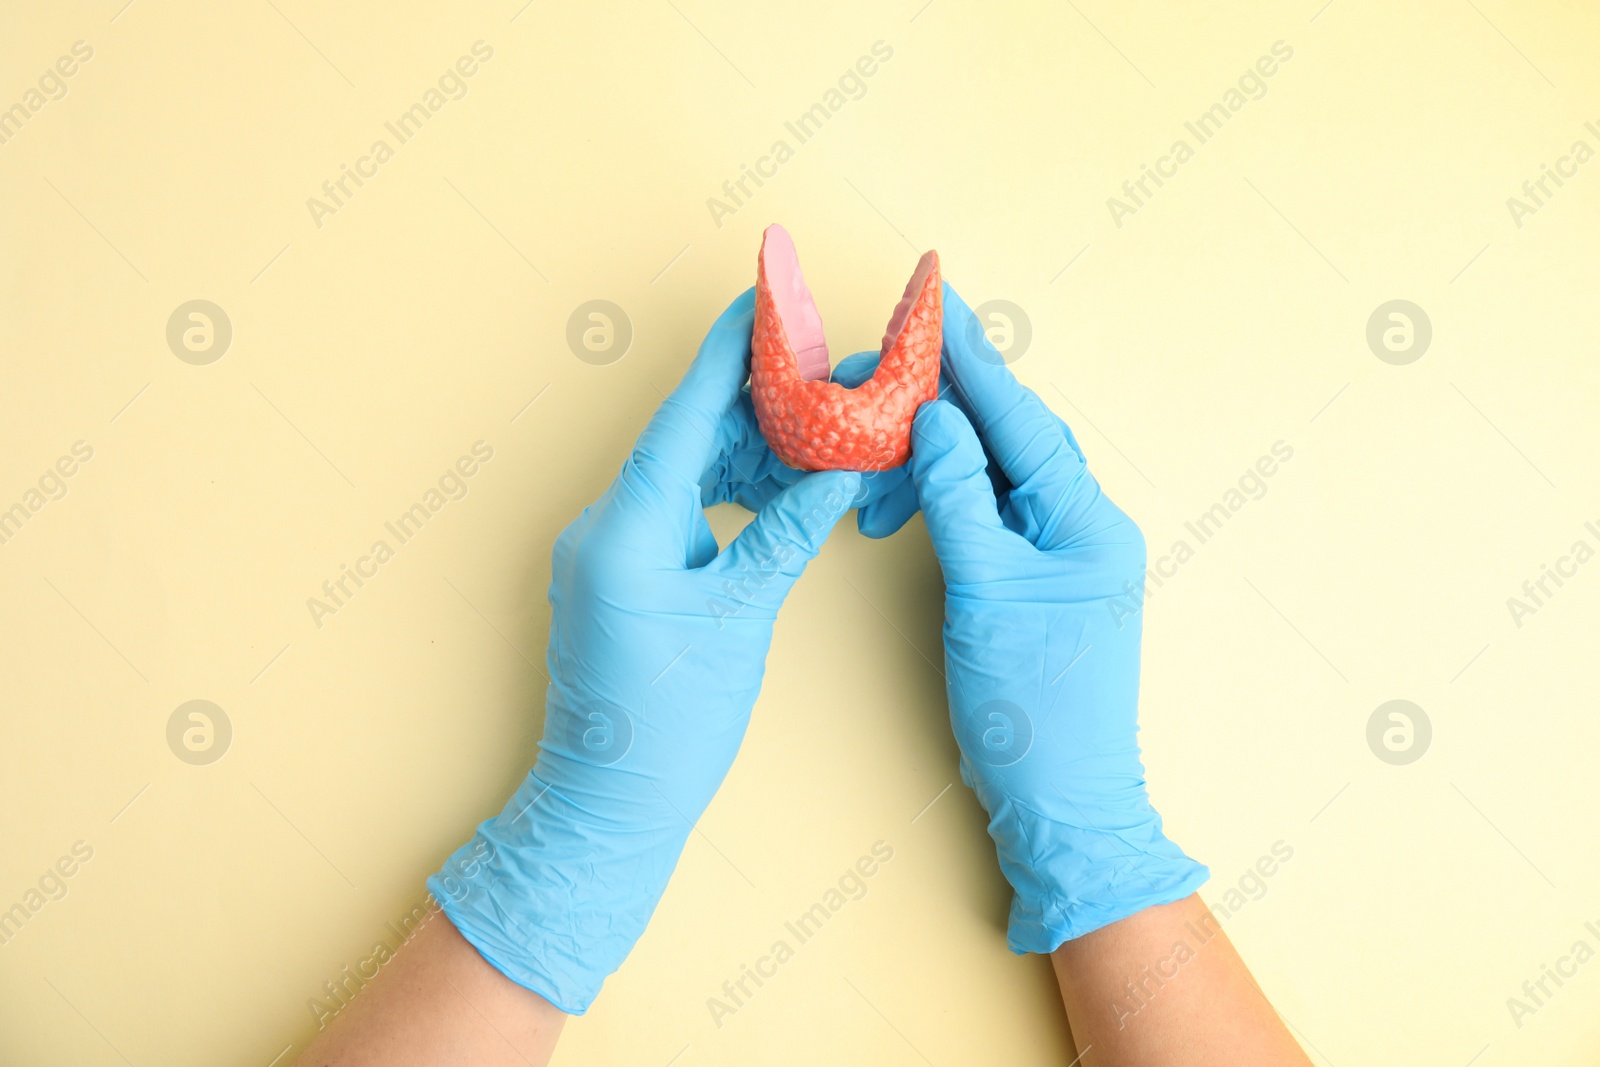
[295,906,567,1067]
[1050,894,1310,1067]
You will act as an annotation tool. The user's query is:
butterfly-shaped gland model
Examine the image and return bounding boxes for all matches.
[750,224,942,472]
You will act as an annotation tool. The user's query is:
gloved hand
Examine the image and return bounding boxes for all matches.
[429,289,864,1014]
[907,283,1208,952]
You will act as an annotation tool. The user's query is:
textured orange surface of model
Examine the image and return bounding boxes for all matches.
[751,224,942,471]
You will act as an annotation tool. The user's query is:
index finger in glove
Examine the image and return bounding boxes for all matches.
[909,399,1025,583]
[940,284,1086,495]
[631,288,757,494]
[941,284,1128,548]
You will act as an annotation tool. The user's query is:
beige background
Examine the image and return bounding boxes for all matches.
[2,0,1598,1063]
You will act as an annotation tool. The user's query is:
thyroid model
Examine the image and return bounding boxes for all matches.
[751,224,941,471]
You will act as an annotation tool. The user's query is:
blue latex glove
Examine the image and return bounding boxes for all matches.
[429,289,864,1014]
[907,283,1208,952]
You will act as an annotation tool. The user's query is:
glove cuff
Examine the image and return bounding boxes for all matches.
[426,771,688,1015]
[1006,854,1209,954]
[997,803,1209,954]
